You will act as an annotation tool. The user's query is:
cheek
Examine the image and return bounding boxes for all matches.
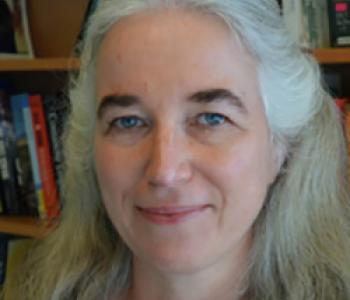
[93,139,141,205]
[204,135,273,222]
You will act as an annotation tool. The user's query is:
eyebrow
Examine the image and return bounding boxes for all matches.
[187,88,247,113]
[97,95,140,119]
[97,88,247,119]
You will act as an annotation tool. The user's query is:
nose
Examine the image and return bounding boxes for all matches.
[145,127,194,188]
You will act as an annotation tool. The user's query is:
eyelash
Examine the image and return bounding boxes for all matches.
[108,115,146,131]
[107,112,230,133]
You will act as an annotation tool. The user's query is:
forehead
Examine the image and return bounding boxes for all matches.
[95,8,262,114]
[98,8,237,55]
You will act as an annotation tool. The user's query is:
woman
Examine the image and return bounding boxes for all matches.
[8,0,350,299]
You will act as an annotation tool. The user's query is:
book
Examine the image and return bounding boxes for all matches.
[282,0,330,48]
[335,98,347,113]
[43,93,69,196]
[0,117,19,215]
[328,0,350,47]
[21,94,46,219]
[283,0,310,47]
[30,95,60,220]
[0,83,20,215]
[0,0,34,58]
[10,94,38,217]
[303,0,330,48]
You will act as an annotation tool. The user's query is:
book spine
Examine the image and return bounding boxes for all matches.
[319,0,331,48]
[0,88,20,215]
[43,94,64,195]
[328,0,350,47]
[283,0,310,47]
[0,121,19,215]
[0,0,33,58]
[303,0,317,48]
[30,95,60,220]
[303,0,330,48]
[20,0,34,57]
[10,94,38,217]
[22,99,46,219]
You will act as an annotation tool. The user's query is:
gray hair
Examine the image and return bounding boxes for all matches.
[7,1,350,299]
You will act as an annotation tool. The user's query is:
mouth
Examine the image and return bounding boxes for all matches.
[136,205,210,225]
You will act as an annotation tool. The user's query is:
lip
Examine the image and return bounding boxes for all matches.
[136,205,210,225]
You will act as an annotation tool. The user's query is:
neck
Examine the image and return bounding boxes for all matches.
[122,241,250,300]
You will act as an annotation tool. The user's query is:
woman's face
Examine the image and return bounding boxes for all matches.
[94,9,279,273]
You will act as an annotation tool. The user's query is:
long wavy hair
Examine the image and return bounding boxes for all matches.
[6,0,350,299]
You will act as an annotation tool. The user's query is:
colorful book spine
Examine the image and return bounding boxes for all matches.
[29,95,60,220]
[21,95,47,219]
[328,0,350,47]
[10,94,38,217]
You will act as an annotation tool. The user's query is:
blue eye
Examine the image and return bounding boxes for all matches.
[197,113,226,126]
[114,116,144,129]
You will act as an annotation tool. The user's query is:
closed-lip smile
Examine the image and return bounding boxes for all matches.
[136,205,210,225]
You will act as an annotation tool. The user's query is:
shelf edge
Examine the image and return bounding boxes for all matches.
[0,58,80,72]
[0,217,56,239]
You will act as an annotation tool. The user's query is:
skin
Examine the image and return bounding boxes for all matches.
[94,8,279,300]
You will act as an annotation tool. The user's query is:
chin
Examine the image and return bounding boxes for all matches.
[134,240,218,274]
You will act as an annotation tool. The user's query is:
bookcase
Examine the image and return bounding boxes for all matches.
[0,59,79,239]
[0,0,88,239]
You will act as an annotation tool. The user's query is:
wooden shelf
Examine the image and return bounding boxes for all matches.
[313,48,350,64]
[0,48,348,72]
[0,58,80,72]
[0,216,56,239]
